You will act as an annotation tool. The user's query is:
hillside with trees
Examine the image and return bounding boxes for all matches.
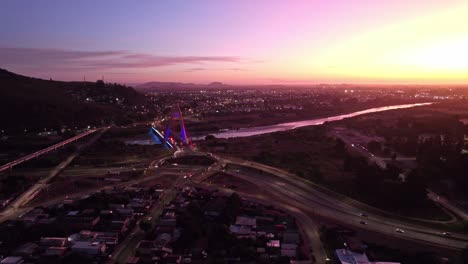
[0,69,152,133]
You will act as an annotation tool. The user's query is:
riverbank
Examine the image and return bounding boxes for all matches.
[192,102,432,140]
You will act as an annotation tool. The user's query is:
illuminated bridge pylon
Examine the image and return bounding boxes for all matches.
[162,105,190,147]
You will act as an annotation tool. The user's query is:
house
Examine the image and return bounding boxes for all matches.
[63,216,101,229]
[13,242,37,257]
[19,209,48,223]
[282,231,300,244]
[39,237,68,248]
[281,243,297,258]
[75,230,98,241]
[155,233,172,245]
[165,254,182,264]
[0,257,24,264]
[153,246,173,258]
[71,241,106,256]
[267,240,280,248]
[136,241,173,258]
[67,211,80,216]
[95,232,120,246]
[235,216,256,227]
[281,249,296,258]
[136,240,156,256]
[110,216,132,233]
[43,247,67,257]
[109,203,126,210]
[100,210,114,216]
[116,208,134,216]
[229,225,253,236]
[159,218,177,227]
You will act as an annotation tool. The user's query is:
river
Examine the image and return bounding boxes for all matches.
[197,102,433,139]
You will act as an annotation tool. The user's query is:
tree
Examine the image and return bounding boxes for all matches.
[400,170,428,208]
[383,164,402,181]
[96,79,105,88]
[334,138,346,155]
[223,193,241,223]
[354,163,383,195]
[139,220,152,233]
[462,246,468,264]
[368,140,382,153]
[205,134,216,141]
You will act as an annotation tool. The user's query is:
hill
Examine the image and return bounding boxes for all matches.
[136,81,227,92]
[0,69,149,133]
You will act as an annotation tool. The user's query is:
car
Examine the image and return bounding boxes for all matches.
[442,232,451,236]
[395,228,405,233]
[359,213,368,217]
[359,221,367,225]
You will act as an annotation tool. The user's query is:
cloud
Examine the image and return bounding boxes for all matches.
[183,67,207,72]
[182,67,249,73]
[228,67,249,71]
[0,47,242,72]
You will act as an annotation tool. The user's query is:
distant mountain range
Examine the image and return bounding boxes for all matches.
[0,69,149,132]
[136,81,227,92]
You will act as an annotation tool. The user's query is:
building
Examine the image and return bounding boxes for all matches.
[13,242,37,258]
[39,237,68,248]
[0,257,24,264]
[43,246,67,257]
[71,241,106,256]
[235,216,257,227]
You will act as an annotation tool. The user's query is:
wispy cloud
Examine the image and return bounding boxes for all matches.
[183,67,207,72]
[181,67,250,73]
[0,47,242,71]
[228,67,249,72]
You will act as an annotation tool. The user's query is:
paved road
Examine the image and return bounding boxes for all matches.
[109,176,184,264]
[0,128,107,222]
[331,129,468,223]
[429,191,468,222]
[221,158,468,250]
[3,136,466,262]
[201,181,328,263]
[0,129,99,172]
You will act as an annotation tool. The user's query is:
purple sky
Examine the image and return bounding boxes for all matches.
[1,0,467,84]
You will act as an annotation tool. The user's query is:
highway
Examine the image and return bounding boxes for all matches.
[428,191,468,222]
[0,129,98,173]
[2,131,467,262]
[202,179,328,263]
[331,128,468,223]
[218,158,468,250]
[0,128,107,222]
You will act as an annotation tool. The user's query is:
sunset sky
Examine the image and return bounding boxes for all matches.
[1,0,468,84]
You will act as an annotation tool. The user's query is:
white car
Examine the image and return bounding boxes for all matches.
[395,228,405,233]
